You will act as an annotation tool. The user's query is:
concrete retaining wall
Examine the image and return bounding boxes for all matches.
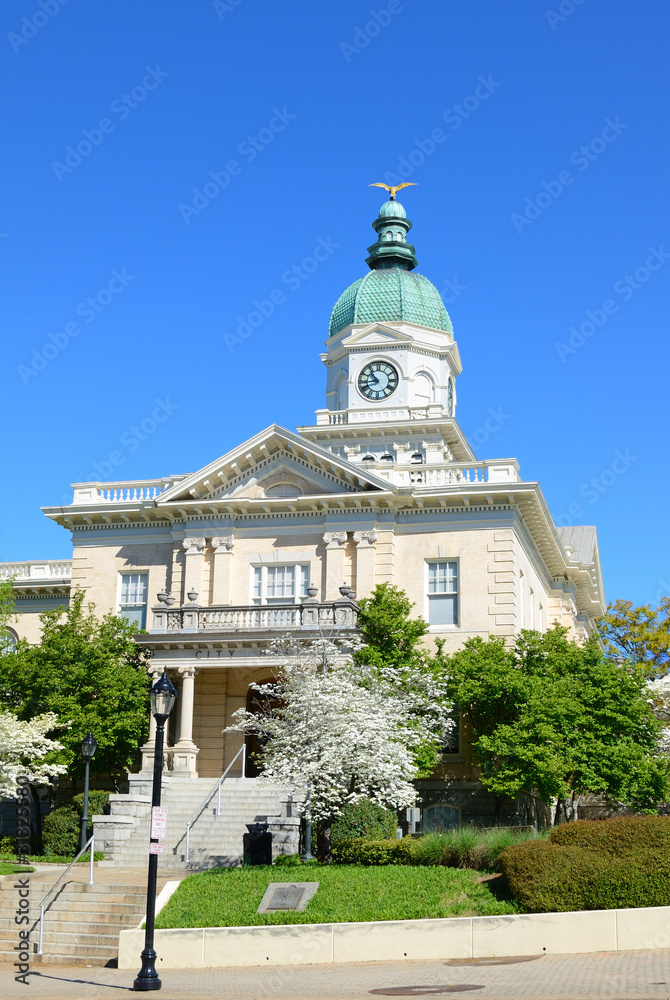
[118,905,670,970]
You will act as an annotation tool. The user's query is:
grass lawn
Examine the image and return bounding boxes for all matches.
[0,862,34,874]
[156,864,519,929]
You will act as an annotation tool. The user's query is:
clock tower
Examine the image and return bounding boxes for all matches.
[299,192,473,474]
[320,194,461,423]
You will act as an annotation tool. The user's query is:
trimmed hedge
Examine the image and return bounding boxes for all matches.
[332,838,415,866]
[331,799,398,844]
[549,815,670,853]
[500,817,670,912]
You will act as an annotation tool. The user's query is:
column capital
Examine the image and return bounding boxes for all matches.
[323,531,347,549]
[148,665,163,681]
[178,664,197,679]
[183,537,206,554]
[211,535,235,552]
[353,530,377,547]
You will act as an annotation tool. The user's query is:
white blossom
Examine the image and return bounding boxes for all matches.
[226,636,454,822]
[647,675,670,757]
[0,711,67,798]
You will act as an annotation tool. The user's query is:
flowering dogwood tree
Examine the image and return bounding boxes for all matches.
[648,675,670,757]
[0,710,67,798]
[227,635,453,857]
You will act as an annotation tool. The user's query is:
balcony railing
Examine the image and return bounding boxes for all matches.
[71,477,185,504]
[150,601,359,634]
[403,460,519,487]
[0,561,72,581]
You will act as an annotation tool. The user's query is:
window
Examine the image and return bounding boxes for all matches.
[427,561,458,626]
[1,627,18,655]
[119,573,148,628]
[265,483,302,497]
[361,454,375,463]
[423,803,460,833]
[410,452,424,464]
[442,711,460,755]
[380,453,394,462]
[252,565,309,605]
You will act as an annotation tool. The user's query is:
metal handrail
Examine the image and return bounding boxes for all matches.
[37,835,95,955]
[184,744,246,863]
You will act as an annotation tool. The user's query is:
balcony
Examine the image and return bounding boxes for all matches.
[148,600,359,638]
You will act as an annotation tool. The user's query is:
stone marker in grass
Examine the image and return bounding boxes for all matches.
[257,882,319,914]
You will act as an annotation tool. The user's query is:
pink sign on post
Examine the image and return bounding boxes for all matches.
[151,806,167,840]
[149,843,165,855]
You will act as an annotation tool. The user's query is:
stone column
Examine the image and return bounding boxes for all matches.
[171,665,199,776]
[323,531,348,601]
[181,537,206,604]
[353,530,377,599]
[140,666,163,772]
[211,535,235,605]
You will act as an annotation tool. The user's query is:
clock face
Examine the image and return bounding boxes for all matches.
[358,361,399,400]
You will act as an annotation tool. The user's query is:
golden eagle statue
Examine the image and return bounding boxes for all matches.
[369,182,417,200]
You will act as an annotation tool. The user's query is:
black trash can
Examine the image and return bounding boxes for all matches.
[243,822,272,865]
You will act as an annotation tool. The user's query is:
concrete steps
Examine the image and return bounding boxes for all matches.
[95,776,299,870]
[0,869,177,967]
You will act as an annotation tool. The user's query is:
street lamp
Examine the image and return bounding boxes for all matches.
[301,783,315,862]
[134,669,177,992]
[79,732,98,854]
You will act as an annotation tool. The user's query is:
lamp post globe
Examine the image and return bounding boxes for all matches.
[134,669,177,992]
[79,732,97,854]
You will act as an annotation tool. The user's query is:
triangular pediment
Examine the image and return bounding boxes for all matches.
[341,323,412,348]
[157,425,391,504]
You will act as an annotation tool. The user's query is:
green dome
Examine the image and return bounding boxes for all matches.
[329,267,453,337]
[378,199,407,219]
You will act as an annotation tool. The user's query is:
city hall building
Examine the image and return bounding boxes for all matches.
[1,192,604,862]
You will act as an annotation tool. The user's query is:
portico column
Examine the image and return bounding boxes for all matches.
[323,531,348,600]
[211,536,235,604]
[353,530,377,599]
[171,665,199,776]
[140,666,163,772]
[182,537,206,604]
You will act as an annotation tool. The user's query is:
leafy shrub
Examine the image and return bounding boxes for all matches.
[500,828,670,912]
[42,807,79,857]
[274,854,302,867]
[41,791,110,858]
[331,799,398,844]
[332,837,416,865]
[549,815,670,854]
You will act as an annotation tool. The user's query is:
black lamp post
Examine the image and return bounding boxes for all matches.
[79,732,97,854]
[301,783,315,862]
[134,669,177,992]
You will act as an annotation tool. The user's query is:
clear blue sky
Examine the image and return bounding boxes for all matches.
[2,0,668,609]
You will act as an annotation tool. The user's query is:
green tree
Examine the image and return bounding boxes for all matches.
[0,592,150,786]
[598,598,670,675]
[355,583,430,673]
[442,625,668,821]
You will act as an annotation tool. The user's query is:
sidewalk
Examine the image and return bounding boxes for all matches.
[2,948,670,999]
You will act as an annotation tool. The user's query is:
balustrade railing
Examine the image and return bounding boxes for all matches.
[71,476,184,504]
[402,461,519,487]
[152,601,359,634]
[0,561,72,581]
